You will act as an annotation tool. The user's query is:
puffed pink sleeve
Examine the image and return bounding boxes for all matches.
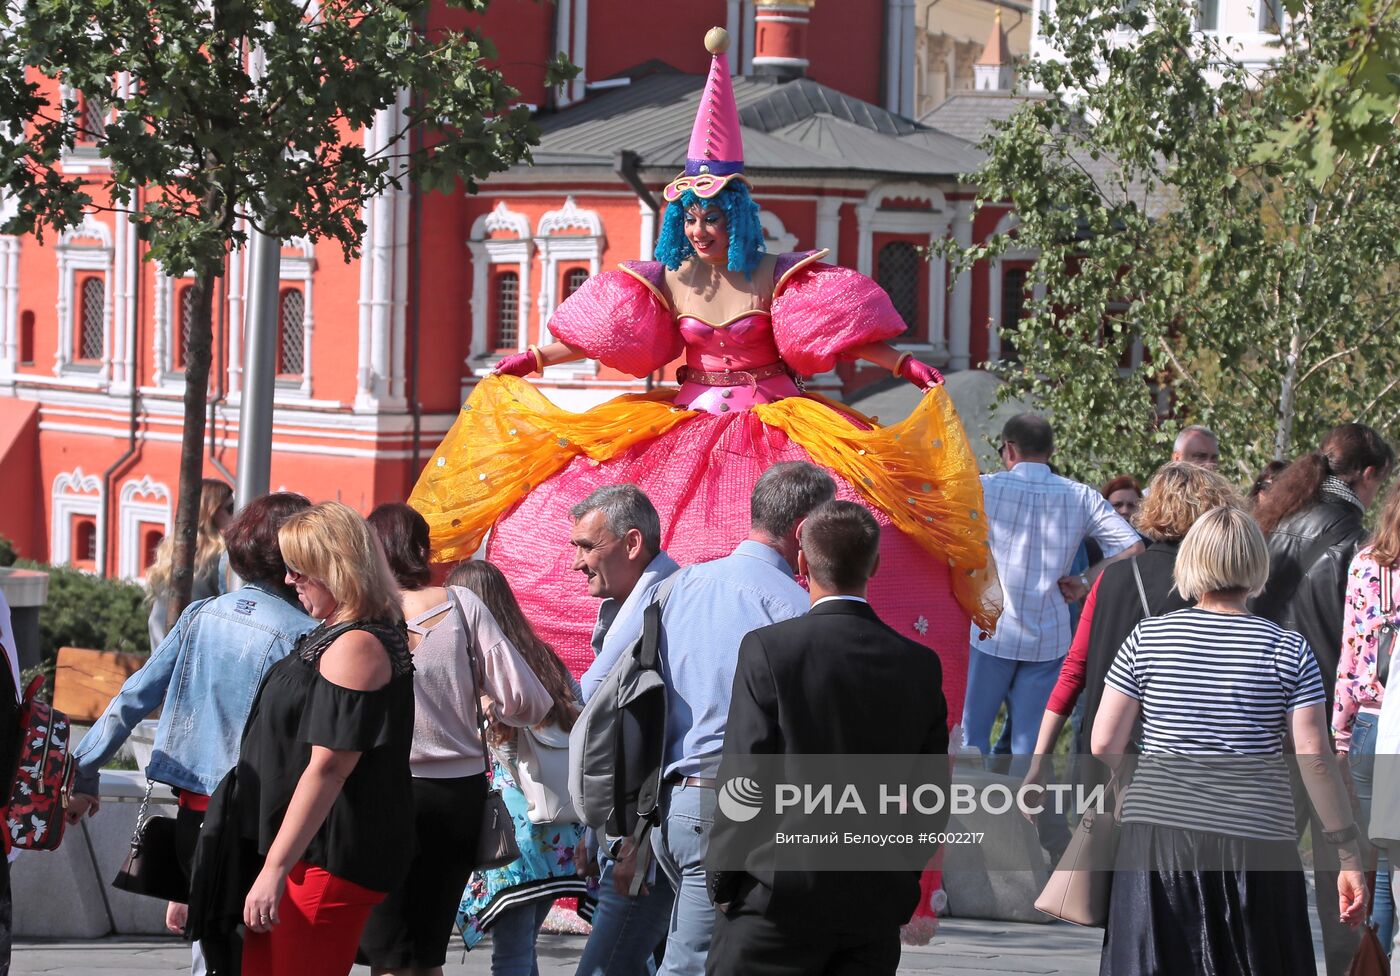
[769,253,908,376]
[547,263,683,377]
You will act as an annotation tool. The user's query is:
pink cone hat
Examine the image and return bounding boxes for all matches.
[663,28,749,202]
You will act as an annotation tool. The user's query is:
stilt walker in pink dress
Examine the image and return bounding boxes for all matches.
[410,27,1000,942]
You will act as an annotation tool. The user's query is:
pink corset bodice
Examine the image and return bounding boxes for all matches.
[672,312,801,415]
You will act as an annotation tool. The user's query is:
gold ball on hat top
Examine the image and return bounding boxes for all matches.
[705,27,730,54]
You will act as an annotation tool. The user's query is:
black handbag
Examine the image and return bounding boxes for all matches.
[112,780,189,903]
[450,593,521,872]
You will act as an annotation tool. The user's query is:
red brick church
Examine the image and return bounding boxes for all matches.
[0,0,1025,585]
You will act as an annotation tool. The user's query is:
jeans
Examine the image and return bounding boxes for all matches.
[962,649,1070,857]
[651,783,717,976]
[490,900,554,976]
[575,854,673,976]
[1351,711,1395,948]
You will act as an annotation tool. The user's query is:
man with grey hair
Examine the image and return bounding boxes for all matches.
[650,461,836,976]
[1172,424,1221,470]
[570,483,678,976]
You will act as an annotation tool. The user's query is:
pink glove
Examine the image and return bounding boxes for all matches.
[898,356,944,390]
[492,351,537,377]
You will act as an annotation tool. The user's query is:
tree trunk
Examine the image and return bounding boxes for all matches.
[165,270,219,631]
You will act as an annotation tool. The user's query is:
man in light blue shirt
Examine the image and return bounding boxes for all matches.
[570,484,679,976]
[651,461,836,976]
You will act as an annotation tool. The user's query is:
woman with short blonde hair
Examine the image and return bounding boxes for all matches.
[1091,506,1366,974]
[190,501,416,976]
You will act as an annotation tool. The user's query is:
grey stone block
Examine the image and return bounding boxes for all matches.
[13,771,176,938]
[942,766,1052,924]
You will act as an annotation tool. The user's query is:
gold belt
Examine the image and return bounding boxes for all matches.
[676,361,790,387]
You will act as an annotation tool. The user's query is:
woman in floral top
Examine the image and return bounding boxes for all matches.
[1334,482,1400,947]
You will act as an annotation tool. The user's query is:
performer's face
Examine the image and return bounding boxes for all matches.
[684,204,729,266]
[570,509,641,600]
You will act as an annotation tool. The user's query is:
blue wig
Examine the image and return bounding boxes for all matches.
[655,180,766,277]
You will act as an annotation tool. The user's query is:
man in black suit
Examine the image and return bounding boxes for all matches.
[705,500,950,976]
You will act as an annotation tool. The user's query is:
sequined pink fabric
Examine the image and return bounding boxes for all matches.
[673,313,801,414]
[771,263,908,375]
[484,411,971,718]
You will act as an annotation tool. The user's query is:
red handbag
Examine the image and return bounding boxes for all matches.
[5,675,76,851]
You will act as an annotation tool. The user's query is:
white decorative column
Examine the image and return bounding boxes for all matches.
[926,248,948,361]
[569,0,589,105]
[948,200,974,371]
[226,235,244,395]
[356,91,410,412]
[815,197,841,264]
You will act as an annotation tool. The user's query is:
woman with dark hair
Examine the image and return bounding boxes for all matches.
[448,560,589,976]
[1252,422,1393,974]
[66,492,315,968]
[358,505,551,976]
[1333,482,1400,949]
[1254,423,1394,704]
[1249,460,1289,505]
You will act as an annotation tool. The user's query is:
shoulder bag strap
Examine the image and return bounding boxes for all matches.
[1130,557,1152,618]
[636,573,680,672]
[446,590,490,754]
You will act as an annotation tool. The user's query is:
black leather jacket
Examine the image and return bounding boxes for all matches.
[1251,497,1367,708]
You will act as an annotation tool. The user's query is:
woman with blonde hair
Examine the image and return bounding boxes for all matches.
[1024,462,1241,796]
[190,501,415,976]
[1093,506,1366,973]
[146,478,234,647]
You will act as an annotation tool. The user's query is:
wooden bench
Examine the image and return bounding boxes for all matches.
[52,646,150,723]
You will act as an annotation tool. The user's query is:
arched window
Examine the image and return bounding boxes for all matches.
[563,267,589,300]
[77,94,106,144]
[278,287,305,375]
[999,267,1028,362]
[174,283,196,369]
[72,516,97,567]
[876,242,920,335]
[77,275,105,360]
[493,271,520,350]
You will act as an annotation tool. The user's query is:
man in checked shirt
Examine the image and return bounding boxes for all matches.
[966,413,1143,854]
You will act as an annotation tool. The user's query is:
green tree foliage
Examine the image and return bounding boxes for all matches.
[14,560,148,666]
[943,0,1400,484]
[0,0,572,618]
[1259,0,1400,183]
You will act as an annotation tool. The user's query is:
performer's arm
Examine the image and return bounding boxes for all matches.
[493,340,587,377]
[845,341,944,390]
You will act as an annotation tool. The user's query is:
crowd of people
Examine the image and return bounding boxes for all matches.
[7,410,1382,976]
[0,26,1390,976]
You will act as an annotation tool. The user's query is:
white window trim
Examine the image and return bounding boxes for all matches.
[152,263,197,388]
[58,83,113,175]
[0,234,21,382]
[534,197,604,381]
[54,216,114,384]
[985,213,1043,363]
[467,202,533,374]
[52,467,105,571]
[275,238,316,400]
[856,183,951,360]
[118,476,171,581]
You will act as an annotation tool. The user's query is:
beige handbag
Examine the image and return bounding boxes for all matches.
[1034,776,1122,927]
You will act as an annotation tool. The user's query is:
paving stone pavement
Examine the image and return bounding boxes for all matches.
[10,908,1329,976]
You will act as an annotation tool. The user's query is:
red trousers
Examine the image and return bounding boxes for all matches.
[241,861,384,976]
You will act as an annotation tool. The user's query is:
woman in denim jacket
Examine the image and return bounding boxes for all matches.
[65,492,317,952]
